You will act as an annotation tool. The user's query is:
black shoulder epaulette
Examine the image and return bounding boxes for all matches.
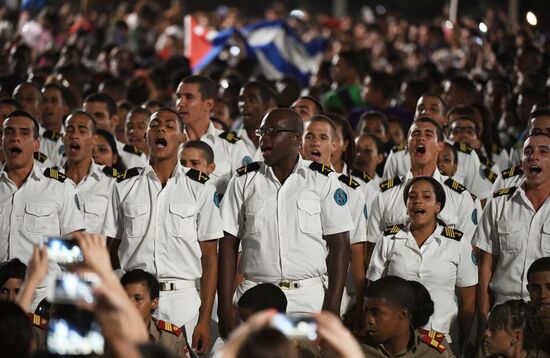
[351,170,372,184]
[186,168,209,184]
[122,144,144,156]
[391,143,406,153]
[156,320,182,337]
[43,167,66,182]
[483,168,497,184]
[34,151,48,163]
[379,176,402,192]
[236,162,261,176]
[493,186,517,198]
[308,161,333,176]
[384,224,403,236]
[501,166,523,179]
[42,129,61,142]
[453,142,473,154]
[116,167,140,182]
[218,131,241,143]
[444,178,466,194]
[102,166,119,178]
[470,193,478,201]
[478,154,494,168]
[491,143,504,154]
[28,313,47,330]
[338,174,360,189]
[441,227,463,241]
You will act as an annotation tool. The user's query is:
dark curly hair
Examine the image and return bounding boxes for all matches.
[408,280,434,329]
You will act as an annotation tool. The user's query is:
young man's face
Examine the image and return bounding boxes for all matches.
[415,95,446,128]
[528,271,550,311]
[355,135,383,175]
[0,278,23,302]
[13,84,41,119]
[408,121,442,168]
[40,87,68,131]
[521,135,550,189]
[124,282,157,323]
[175,82,213,126]
[180,147,215,174]
[2,116,39,169]
[449,118,479,149]
[364,297,407,344]
[437,145,457,177]
[125,112,149,151]
[146,110,184,162]
[363,117,388,143]
[63,114,96,164]
[239,86,270,129]
[291,98,317,122]
[84,101,116,133]
[302,121,335,165]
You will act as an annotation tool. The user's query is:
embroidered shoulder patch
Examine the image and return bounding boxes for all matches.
[218,131,241,143]
[351,170,372,184]
[309,161,333,176]
[493,186,517,198]
[419,330,446,353]
[444,178,466,194]
[116,167,140,182]
[156,320,182,337]
[236,161,261,176]
[391,143,406,152]
[34,151,48,163]
[338,174,360,189]
[102,166,119,178]
[42,129,61,141]
[43,168,66,182]
[383,224,403,236]
[441,226,463,241]
[186,168,209,184]
[379,176,402,192]
[478,154,494,168]
[501,166,523,179]
[122,144,144,156]
[483,168,497,184]
[453,142,473,154]
[28,313,47,330]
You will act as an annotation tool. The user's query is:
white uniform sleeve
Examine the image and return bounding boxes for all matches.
[319,173,354,236]
[59,181,85,234]
[366,191,385,244]
[220,174,245,237]
[366,234,389,281]
[456,232,478,287]
[101,184,123,240]
[460,151,492,200]
[454,191,480,242]
[197,181,224,241]
[383,150,399,179]
[345,185,367,245]
[231,140,253,171]
[472,198,499,255]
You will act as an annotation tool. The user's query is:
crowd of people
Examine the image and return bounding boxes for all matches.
[0,1,549,357]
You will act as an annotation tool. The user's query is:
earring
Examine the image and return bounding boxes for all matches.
[511,339,516,345]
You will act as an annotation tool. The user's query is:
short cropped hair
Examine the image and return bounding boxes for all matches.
[238,283,287,314]
[0,259,26,287]
[66,110,97,134]
[0,98,22,110]
[308,114,337,138]
[152,107,184,133]
[4,110,40,139]
[527,257,550,282]
[121,269,160,300]
[243,81,277,105]
[180,75,217,100]
[297,95,324,114]
[182,140,215,164]
[409,116,444,142]
[403,176,446,211]
[84,93,117,117]
[365,276,415,313]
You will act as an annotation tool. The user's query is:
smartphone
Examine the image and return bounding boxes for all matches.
[50,272,99,305]
[270,314,318,341]
[46,237,83,264]
[47,303,105,355]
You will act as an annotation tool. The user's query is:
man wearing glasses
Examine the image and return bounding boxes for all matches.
[217,108,354,338]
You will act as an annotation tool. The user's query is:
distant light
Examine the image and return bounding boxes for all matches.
[478,22,488,33]
[526,11,537,26]
[444,20,454,30]
[375,5,386,15]
[220,80,229,89]
[289,9,305,19]
[229,46,240,56]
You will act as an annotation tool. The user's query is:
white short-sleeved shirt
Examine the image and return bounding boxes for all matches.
[199,122,253,194]
[337,174,367,245]
[116,140,148,169]
[235,126,264,161]
[39,128,65,167]
[351,171,381,222]
[66,161,115,234]
[102,163,223,281]
[472,182,550,305]
[367,223,478,337]
[491,166,524,193]
[0,164,85,272]
[220,157,355,282]
[367,168,480,245]
[383,145,493,199]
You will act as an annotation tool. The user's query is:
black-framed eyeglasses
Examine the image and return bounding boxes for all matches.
[255,127,297,137]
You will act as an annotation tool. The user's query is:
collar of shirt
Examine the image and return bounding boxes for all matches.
[200,121,221,142]
[515,180,550,211]
[369,329,418,356]
[148,320,160,341]
[64,160,103,183]
[0,162,43,182]
[142,161,184,184]
[394,223,444,247]
[264,155,309,182]
[404,167,443,183]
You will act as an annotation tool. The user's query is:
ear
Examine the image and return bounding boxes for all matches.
[330,138,337,154]
[32,137,40,153]
[91,133,98,146]
[435,140,444,153]
[204,98,215,112]
[207,162,216,174]
[151,297,159,312]
[435,201,442,215]
[376,153,384,165]
[399,307,409,320]
[111,114,120,127]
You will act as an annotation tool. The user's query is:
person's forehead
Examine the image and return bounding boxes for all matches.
[357,135,374,147]
[151,110,178,122]
[411,121,436,131]
[525,135,550,147]
[85,101,108,112]
[418,95,441,106]
[295,98,314,108]
[305,120,331,134]
[365,296,393,309]
[2,277,23,286]
[4,115,34,128]
[124,281,150,294]
[0,103,16,113]
[532,116,550,126]
[529,271,550,283]
[42,87,63,98]
[410,180,434,191]
[452,118,476,127]
[178,82,201,94]
[441,145,454,155]
[182,147,205,158]
[129,112,150,122]
[263,112,289,127]
[14,84,40,97]
[241,85,261,97]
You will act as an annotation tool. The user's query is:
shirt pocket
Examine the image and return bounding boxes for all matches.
[169,203,196,239]
[297,199,322,234]
[541,223,550,253]
[23,203,57,234]
[83,201,106,233]
[244,199,264,235]
[123,203,149,238]
[497,221,524,253]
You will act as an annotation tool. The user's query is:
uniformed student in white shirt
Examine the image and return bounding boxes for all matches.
[125,107,152,157]
[368,176,477,347]
[218,108,354,338]
[0,110,85,309]
[301,114,367,325]
[174,75,252,194]
[38,84,69,167]
[83,93,147,169]
[62,110,116,234]
[103,108,223,355]
[353,133,384,221]
[474,132,550,338]
[437,142,458,178]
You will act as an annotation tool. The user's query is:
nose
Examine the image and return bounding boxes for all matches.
[8,291,16,302]
[483,328,491,338]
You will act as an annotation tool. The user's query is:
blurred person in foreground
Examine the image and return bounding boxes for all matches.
[527,257,550,355]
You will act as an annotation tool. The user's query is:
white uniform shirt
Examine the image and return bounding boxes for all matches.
[491,166,524,193]
[383,146,493,199]
[235,126,264,161]
[351,171,381,222]
[472,182,550,305]
[367,223,478,337]
[102,163,223,281]
[66,161,115,234]
[199,122,253,194]
[220,157,355,282]
[39,127,64,167]
[337,174,367,245]
[367,168,480,245]
[116,139,148,169]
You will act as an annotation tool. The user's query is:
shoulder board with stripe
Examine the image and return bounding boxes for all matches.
[351,170,372,184]
[237,161,261,176]
[470,192,478,201]
[493,186,517,198]
[102,166,119,178]
[391,143,406,152]
[379,176,402,192]
[116,167,140,182]
[419,330,446,353]
[483,168,498,184]
[501,166,523,179]
[444,178,466,194]
[34,151,48,163]
[156,320,182,337]
[28,313,47,330]
[338,174,360,189]
[42,129,61,141]
[453,142,473,154]
[441,226,463,241]
[418,329,446,343]
[309,161,333,176]
[186,168,209,184]
[383,224,403,236]
[478,154,494,168]
[491,143,504,154]
[122,144,144,156]
[218,131,241,143]
[43,167,66,182]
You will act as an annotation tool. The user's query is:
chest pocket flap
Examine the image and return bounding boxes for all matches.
[84,202,105,215]
[297,199,322,234]
[497,220,523,253]
[25,204,55,217]
[169,203,195,218]
[123,203,148,218]
[297,199,321,215]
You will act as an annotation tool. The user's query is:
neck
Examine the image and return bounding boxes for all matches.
[411,221,437,247]
[366,166,376,179]
[185,118,211,140]
[383,326,411,356]
[506,345,528,358]
[65,157,93,185]
[332,159,345,173]
[150,156,178,186]
[410,162,436,177]
[271,153,299,184]
[523,182,550,212]
[6,162,34,188]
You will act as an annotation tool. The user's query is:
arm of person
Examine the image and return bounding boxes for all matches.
[106,237,121,270]
[323,232,350,315]
[457,285,476,346]
[315,311,364,358]
[17,245,49,312]
[217,232,240,338]
[477,251,496,332]
[192,240,218,354]
[350,242,366,330]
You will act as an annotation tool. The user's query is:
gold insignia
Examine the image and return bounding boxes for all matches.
[483,168,497,183]
[219,131,241,143]
[338,174,359,189]
[453,141,473,154]
[391,143,406,152]
[185,168,210,184]
[444,178,466,194]
[309,161,333,176]
[383,224,403,236]
[43,129,61,141]
[122,144,144,156]
[236,162,261,176]
[380,176,402,192]
[156,320,182,337]
[33,151,48,163]
[43,167,67,183]
[501,166,523,179]
[493,186,517,197]
[351,170,372,184]
[441,226,463,241]
[491,143,503,154]
[419,330,447,353]
[116,167,141,182]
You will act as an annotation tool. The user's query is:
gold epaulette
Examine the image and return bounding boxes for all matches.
[491,143,504,154]
[43,167,66,182]
[379,176,402,192]
[493,186,517,198]
[444,178,466,194]
[391,143,406,152]
[34,151,48,163]
[186,168,209,184]
[309,161,333,176]
[483,168,497,184]
[218,131,241,143]
[42,129,61,141]
[453,142,473,154]
[501,166,523,179]
[116,167,140,182]
[351,170,372,184]
[122,144,144,156]
[441,226,463,241]
[383,224,403,236]
[28,313,47,330]
[236,162,261,176]
[338,174,360,189]
[156,320,182,337]
[102,166,119,178]
[419,329,446,353]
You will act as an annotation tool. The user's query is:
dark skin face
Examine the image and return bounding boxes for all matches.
[0,278,23,302]
[364,297,409,344]
[259,110,301,167]
[146,110,185,162]
[2,116,39,170]
[63,114,97,164]
[124,282,158,324]
[291,98,318,122]
[239,86,271,129]
[13,84,41,119]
